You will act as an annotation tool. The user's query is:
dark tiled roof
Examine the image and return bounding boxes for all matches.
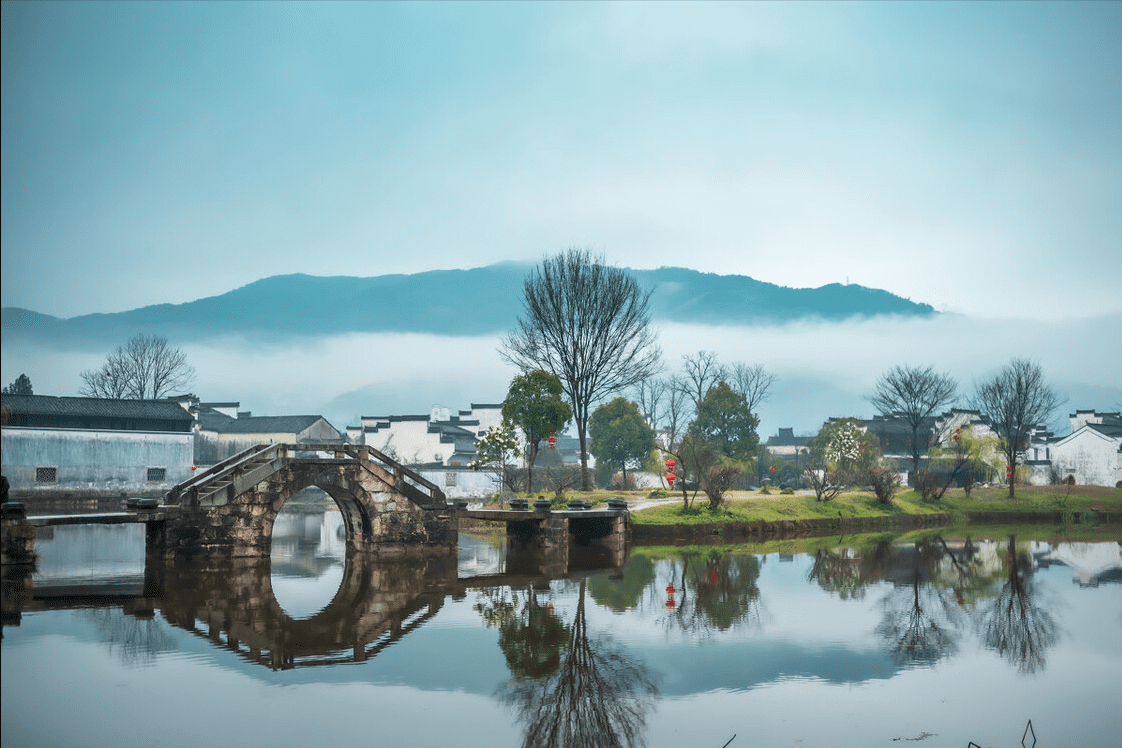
[218,415,337,436]
[1,394,193,423]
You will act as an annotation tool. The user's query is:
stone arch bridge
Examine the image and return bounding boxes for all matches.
[158,443,457,558]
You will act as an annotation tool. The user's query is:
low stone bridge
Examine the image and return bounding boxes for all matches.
[156,442,457,559]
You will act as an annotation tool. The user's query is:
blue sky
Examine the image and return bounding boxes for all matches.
[3,1,1120,320]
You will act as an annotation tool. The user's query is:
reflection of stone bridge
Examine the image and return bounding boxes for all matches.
[4,543,627,670]
[158,443,457,558]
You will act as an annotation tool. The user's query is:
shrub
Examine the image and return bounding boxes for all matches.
[865,464,901,505]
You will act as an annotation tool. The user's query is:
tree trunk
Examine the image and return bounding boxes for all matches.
[578,426,590,491]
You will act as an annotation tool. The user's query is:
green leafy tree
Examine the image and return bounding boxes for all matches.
[471,422,522,495]
[2,373,33,395]
[502,370,572,494]
[679,381,760,509]
[589,397,655,489]
[689,381,759,461]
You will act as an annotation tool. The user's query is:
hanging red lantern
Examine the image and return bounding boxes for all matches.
[769,465,776,472]
[191,465,198,471]
[665,458,676,470]
[547,432,557,449]
[666,472,677,487]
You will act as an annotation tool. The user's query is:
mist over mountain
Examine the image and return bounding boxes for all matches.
[1,264,934,348]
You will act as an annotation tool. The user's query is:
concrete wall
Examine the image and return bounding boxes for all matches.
[2,426,194,496]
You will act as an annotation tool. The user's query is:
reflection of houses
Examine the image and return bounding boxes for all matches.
[1,393,194,499]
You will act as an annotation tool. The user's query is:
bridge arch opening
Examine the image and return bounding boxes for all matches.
[270,486,347,619]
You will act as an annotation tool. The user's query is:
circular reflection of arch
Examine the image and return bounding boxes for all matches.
[159,550,451,670]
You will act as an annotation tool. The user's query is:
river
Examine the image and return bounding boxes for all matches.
[3,509,1120,748]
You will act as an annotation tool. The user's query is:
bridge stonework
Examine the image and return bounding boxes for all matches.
[156,444,458,559]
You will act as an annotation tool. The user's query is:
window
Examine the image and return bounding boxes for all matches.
[35,467,58,483]
[146,467,167,482]
[445,472,457,487]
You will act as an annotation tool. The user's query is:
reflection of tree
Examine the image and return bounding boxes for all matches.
[476,586,568,680]
[808,540,897,601]
[498,580,659,748]
[664,552,761,633]
[80,607,177,667]
[875,539,967,667]
[588,555,656,612]
[980,535,1058,674]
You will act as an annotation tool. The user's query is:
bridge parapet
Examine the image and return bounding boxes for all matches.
[155,442,455,559]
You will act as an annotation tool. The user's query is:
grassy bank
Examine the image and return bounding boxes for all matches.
[629,484,1122,527]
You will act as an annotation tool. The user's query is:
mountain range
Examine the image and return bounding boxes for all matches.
[1,264,934,346]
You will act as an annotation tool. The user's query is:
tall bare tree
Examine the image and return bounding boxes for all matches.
[868,364,957,484]
[974,358,1060,498]
[676,350,726,411]
[501,249,661,489]
[81,334,195,400]
[728,362,775,416]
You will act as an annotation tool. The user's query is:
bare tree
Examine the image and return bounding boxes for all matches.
[728,362,775,416]
[676,351,726,411]
[631,375,668,428]
[81,334,196,400]
[501,249,661,490]
[868,364,957,484]
[973,358,1061,498]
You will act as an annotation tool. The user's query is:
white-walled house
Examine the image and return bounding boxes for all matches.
[347,404,506,499]
[1049,411,1121,487]
[1,394,195,499]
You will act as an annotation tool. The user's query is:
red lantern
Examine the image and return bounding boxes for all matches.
[665,458,676,470]
[953,429,960,442]
[666,472,677,487]
[665,583,676,609]
[769,465,776,472]
[191,465,198,471]
[547,433,557,449]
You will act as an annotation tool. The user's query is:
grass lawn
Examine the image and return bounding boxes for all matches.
[628,484,1122,526]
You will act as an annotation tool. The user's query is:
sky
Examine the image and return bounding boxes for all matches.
[3,1,1120,321]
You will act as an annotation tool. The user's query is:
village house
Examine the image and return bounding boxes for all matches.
[1,393,195,499]
[188,399,343,463]
[1049,410,1122,487]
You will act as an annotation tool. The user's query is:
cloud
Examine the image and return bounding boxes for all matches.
[7,314,1116,439]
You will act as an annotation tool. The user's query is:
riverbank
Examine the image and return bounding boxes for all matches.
[628,484,1122,540]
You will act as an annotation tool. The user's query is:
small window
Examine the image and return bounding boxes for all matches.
[146,467,167,482]
[445,472,457,487]
[36,467,58,483]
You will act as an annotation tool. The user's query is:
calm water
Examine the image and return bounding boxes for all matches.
[3,510,1120,748]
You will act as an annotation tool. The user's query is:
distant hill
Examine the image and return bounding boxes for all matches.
[1,264,934,347]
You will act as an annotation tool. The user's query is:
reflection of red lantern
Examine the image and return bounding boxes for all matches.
[666,472,677,487]
[665,583,676,609]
